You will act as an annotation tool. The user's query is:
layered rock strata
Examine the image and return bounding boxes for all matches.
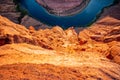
[21,15,50,29]
[0,1,120,79]
[36,0,90,16]
[22,0,120,29]
[0,0,120,30]
[0,0,20,23]
[0,15,120,79]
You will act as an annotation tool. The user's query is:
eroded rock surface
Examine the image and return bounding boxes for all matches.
[36,0,90,16]
[0,15,120,79]
[0,0,20,23]
[21,15,50,29]
[78,11,120,65]
[0,63,120,80]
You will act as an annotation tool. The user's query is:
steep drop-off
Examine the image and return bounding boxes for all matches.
[0,15,120,79]
[0,0,20,23]
[36,0,90,16]
[0,0,120,79]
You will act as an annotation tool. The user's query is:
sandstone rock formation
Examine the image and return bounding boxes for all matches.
[78,1,120,65]
[0,15,120,79]
[0,1,120,79]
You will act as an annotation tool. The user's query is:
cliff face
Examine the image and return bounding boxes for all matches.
[0,0,50,29]
[17,0,120,30]
[21,15,50,29]
[0,0,119,30]
[36,0,89,16]
[78,1,120,64]
[0,0,20,23]
[0,15,120,79]
[0,1,120,79]
[79,16,120,64]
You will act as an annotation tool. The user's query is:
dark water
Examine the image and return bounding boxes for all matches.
[19,0,114,28]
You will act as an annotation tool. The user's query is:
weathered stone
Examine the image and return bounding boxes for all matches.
[0,14,120,79]
[0,0,14,4]
[0,0,20,23]
[21,15,50,29]
[36,0,90,16]
[0,4,16,12]
[0,12,20,23]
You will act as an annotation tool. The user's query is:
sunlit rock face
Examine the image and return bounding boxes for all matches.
[36,0,90,16]
[0,15,120,79]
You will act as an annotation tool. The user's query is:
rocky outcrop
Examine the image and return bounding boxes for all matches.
[78,17,120,64]
[0,1,120,79]
[78,2,120,65]
[21,15,50,29]
[36,0,90,16]
[0,0,50,29]
[0,15,120,62]
[0,15,120,79]
[0,0,14,4]
[0,0,20,23]
[0,16,78,50]
[108,41,120,64]
[99,1,120,20]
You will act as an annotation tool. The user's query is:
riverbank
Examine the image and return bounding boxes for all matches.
[36,0,90,16]
[18,0,114,28]
[1,0,119,30]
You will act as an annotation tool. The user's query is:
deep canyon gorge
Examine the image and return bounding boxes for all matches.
[0,0,120,80]
[18,0,114,28]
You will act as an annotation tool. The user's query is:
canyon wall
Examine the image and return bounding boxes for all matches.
[0,15,120,79]
[0,1,120,79]
[0,0,20,23]
[0,0,120,30]
[36,0,90,16]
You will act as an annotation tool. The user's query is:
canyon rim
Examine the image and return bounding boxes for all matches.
[0,0,120,80]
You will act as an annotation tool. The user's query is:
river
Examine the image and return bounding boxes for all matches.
[18,0,114,28]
